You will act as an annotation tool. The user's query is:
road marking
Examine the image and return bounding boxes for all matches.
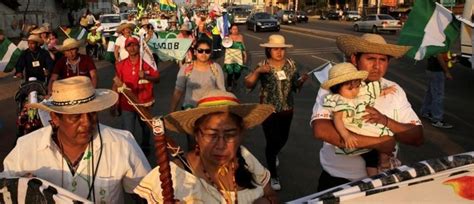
[243,33,263,40]
[280,29,336,42]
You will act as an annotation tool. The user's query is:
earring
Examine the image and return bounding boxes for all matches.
[195,144,200,156]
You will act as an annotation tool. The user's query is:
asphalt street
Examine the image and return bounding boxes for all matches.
[1,21,474,202]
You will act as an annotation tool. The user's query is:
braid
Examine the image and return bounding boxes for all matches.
[235,147,257,189]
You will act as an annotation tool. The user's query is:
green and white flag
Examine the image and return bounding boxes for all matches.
[398,1,460,60]
[148,32,192,61]
[0,38,21,72]
[104,35,117,63]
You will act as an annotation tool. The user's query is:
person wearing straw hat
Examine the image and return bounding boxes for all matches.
[15,35,54,83]
[244,34,309,191]
[311,34,424,191]
[86,26,102,59]
[48,38,97,96]
[134,89,279,204]
[30,26,51,50]
[112,37,160,155]
[114,23,137,62]
[2,76,151,203]
[321,62,398,177]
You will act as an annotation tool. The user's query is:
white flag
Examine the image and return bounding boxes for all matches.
[311,62,332,84]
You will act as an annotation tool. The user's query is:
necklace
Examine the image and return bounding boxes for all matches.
[201,158,238,204]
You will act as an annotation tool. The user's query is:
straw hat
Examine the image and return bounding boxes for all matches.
[27,76,118,114]
[164,90,275,135]
[117,23,135,33]
[260,34,293,48]
[336,34,411,59]
[321,63,368,90]
[27,35,44,44]
[57,38,81,51]
[30,26,49,35]
[89,26,98,31]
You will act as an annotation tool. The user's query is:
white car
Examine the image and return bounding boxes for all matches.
[353,14,402,34]
[99,14,122,37]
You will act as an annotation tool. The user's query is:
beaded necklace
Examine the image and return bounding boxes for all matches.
[200,157,238,204]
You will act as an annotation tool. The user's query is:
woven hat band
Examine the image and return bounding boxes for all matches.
[51,94,95,106]
[197,96,240,107]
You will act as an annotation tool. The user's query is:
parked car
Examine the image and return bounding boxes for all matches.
[275,10,297,24]
[99,14,122,37]
[296,11,309,23]
[353,14,402,34]
[326,10,340,20]
[246,12,280,32]
[228,6,252,24]
[344,11,361,21]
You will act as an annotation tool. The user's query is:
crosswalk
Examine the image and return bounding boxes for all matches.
[248,47,340,57]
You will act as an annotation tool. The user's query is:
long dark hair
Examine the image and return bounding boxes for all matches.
[194,112,257,189]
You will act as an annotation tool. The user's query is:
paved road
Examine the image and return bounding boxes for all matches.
[1,23,474,202]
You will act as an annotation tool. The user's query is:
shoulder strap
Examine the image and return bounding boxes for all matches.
[209,62,218,78]
[184,63,194,78]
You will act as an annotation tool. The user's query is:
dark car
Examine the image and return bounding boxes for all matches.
[296,11,308,23]
[246,12,280,32]
[326,10,340,20]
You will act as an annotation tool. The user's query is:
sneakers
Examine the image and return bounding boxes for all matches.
[270,178,281,191]
[431,121,454,129]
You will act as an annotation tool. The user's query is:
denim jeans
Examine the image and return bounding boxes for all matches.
[420,71,445,122]
[121,110,151,147]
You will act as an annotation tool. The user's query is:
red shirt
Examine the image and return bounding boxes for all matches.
[53,54,96,79]
[116,57,159,112]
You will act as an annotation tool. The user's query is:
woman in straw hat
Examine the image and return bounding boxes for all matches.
[312,34,423,191]
[320,62,397,177]
[114,23,137,62]
[48,38,97,96]
[135,89,279,204]
[3,76,151,203]
[15,34,54,83]
[244,34,308,191]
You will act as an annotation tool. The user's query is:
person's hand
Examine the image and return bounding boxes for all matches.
[342,134,358,149]
[257,64,271,74]
[113,76,123,87]
[445,72,453,80]
[15,72,23,79]
[362,105,388,125]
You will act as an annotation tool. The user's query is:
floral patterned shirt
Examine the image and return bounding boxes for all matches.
[252,58,301,112]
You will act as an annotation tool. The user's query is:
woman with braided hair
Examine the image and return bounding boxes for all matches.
[134,90,279,204]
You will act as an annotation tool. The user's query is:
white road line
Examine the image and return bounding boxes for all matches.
[280,29,336,42]
[311,55,342,63]
[243,33,263,40]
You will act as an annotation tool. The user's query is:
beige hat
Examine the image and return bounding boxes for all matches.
[117,23,135,33]
[260,34,293,48]
[27,76,118,114]
[27,35,44,44]
[164,90,275,135]
[321,63,368,90]
[30,26,49,35]
[57,38,81,51]
[89,26,98,31]
[336,34,411,58]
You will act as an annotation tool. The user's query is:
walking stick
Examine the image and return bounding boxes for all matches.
[117,86,181,203]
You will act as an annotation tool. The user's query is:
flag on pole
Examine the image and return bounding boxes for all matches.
[62,26,88,41]
[398,1,460,60]
[104,35,117,63]
[311,62,332,84]
[160,0,176,11]
[0,38,21,72]
[140,34,157,71]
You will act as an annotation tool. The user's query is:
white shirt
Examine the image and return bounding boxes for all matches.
[311,78,421,180]
[2,124,151,204]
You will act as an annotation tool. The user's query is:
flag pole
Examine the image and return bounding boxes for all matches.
[59,26,72,39]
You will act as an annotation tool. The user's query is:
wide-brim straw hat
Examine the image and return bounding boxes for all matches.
[30,26,49,35]
[57,38,81,51]
[321,63,368,90]
[89,26,98,31]
[27,35,44,44]
[260,34,293,48]
[117,23,135,33]
[164,90,275,135]
[336,34,411,58]
[27,76,118,114]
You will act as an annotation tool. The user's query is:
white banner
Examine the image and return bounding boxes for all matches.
[147,33,193,61]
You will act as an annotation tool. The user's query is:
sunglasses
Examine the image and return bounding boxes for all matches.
[196,48,212,54]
